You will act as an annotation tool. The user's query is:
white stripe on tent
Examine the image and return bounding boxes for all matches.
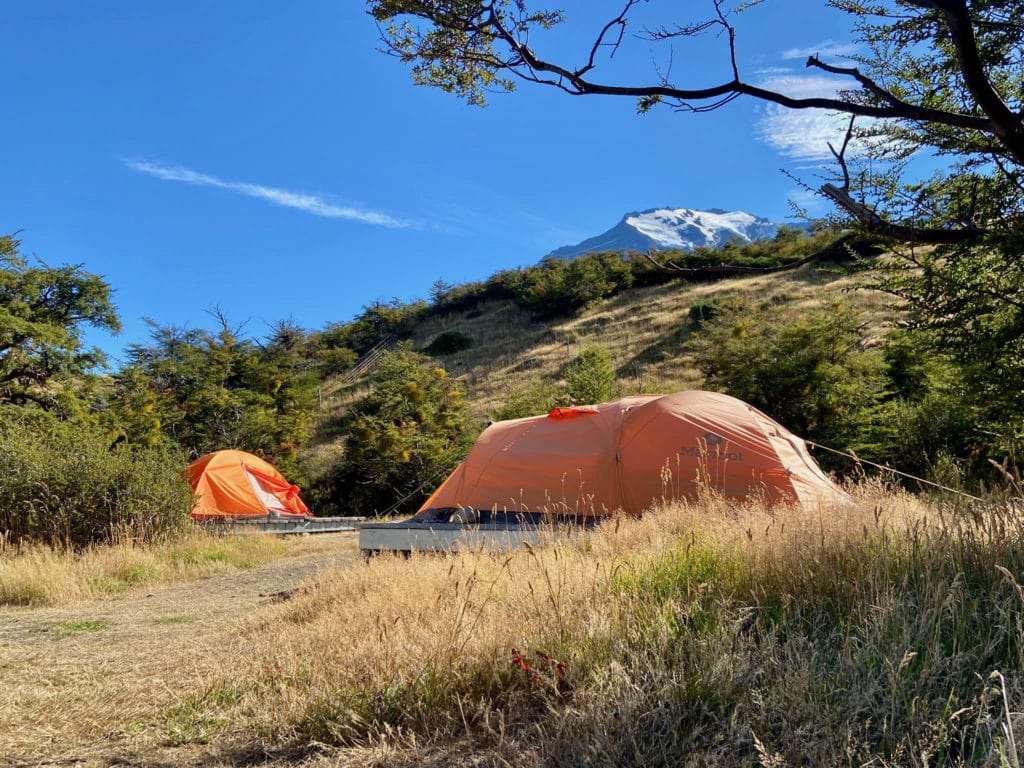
[244,468,290,514]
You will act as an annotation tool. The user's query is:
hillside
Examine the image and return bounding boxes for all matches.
[300,253,901,519]
[321,261,890,425]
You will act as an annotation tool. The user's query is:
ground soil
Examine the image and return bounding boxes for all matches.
[0,534,361,768]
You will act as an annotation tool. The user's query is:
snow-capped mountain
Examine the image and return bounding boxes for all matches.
[546,208,784,260]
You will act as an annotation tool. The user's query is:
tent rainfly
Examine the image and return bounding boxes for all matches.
[419,390,847,517]
[188,449,311,519]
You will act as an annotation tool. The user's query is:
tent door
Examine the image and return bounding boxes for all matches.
[245,469,290,515]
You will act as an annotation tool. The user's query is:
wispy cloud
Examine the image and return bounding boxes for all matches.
[124,159,407,228]
[780,39,859,61]
[755,73,870,161]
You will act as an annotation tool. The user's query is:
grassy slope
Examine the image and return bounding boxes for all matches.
[317,262,893,433]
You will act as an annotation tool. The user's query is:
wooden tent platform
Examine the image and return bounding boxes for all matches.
[196,515,364,535]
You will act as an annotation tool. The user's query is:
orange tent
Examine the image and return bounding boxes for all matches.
[188,450,311,519]
[420,391,846,516]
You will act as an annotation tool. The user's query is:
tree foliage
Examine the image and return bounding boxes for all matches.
[0,233,120,417]
[691,300,978,479]
[565,345,616,405]
[112,316,319,467]
[692,300,882,449]
[317,298,427,359]
[316,346,474,517]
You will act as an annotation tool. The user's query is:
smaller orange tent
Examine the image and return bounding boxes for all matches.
[188,450,311,519]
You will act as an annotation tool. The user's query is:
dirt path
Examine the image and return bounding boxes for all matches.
[0,533,360,767]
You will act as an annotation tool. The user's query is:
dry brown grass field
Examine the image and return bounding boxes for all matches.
[0,530,344,607]
[4,487,1022,767]
[0,532,360,767]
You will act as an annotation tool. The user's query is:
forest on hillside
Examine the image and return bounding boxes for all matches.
[1,223,1020,547]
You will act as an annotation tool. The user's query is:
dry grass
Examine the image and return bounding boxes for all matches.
[0,533,359,765]
[174,484,1024,766]
[0,530,339,607]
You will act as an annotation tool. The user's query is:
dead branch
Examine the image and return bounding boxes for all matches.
[820,184,988,244]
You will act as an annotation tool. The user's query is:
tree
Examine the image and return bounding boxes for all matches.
[113,315,318,463]
[0,233,120,417]
[370,0,1024,459]
[565,345,616,405]
[317,345,474,516]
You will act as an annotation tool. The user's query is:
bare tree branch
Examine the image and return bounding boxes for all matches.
[828,116,857,191]
[473,3,1001,134]
[821,183,988,244]
[577,0,638,76]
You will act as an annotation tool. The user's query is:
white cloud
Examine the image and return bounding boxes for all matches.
[780,39,859,61]
[124,159,407,228]
[755,73,869,161]
[754,66,795,77]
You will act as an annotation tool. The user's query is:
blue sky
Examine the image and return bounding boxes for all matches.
[1,1,861,363]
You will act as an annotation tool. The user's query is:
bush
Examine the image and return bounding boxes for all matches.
[0,416,194,547]
[853,330,977,481]
[565,346,616,405]
[491,381,561,421]
[687,299,729,326]
[689,301,987,485]
[523,254,635,316]
[691,300,884,451]
[310,346,475,517]
[423,331,473,356]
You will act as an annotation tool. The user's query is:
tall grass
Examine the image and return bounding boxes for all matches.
[0,532,297,606]
[182,486,1024,766]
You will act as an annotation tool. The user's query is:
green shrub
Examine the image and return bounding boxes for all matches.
[565,346,616,405]
[309,346,475,517]
[423,331,473,356]
[691,300,883,449]
[523,254,635,316]
[491,381,561,421]
[853,330,977,481]
[0,415,193,547]
[687,300,726,326]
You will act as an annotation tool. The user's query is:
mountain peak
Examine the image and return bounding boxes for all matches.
[546,207,783,261]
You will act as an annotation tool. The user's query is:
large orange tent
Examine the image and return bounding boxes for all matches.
[418,390,846,517]
[188,449,311,519]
